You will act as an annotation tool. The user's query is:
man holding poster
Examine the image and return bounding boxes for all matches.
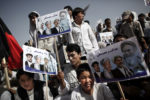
[56,44,82,100]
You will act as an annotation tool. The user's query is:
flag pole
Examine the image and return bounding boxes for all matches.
[45,73,48,100]
[117,81,126,100]
[54,36,61,71]
[2,57,11,89]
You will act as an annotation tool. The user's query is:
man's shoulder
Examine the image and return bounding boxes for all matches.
[112,68,119,72]
[30,63,35,68]
[112,68,120,75]
[133,21,141,26]
[25,61,28,64]
[94,83,107,90]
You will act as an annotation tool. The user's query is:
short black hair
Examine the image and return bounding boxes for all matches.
[16,68,34,80]
[91,61,99,67]
[66,43,81,54]
[114,55,122,63]
[104,18,111,23]
[113,34,128,42]
[72,7,85,20]
[84,20,90,24]
[64,5,73,12]
[76,63,93,79]
[148,12,150,17]
[138,13,145,18]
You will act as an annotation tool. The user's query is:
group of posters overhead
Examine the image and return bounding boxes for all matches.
[23,9,149,83]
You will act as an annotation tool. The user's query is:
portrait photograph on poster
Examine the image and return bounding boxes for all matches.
[23,45,57,75]
[36,9,72,39]
[99,32,114,46]
[38,37,55,54]
[87,37,149,83]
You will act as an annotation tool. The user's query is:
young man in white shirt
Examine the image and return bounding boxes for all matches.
[69,7,99,57]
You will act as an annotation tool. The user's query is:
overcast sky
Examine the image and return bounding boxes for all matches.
[0,0,149,46]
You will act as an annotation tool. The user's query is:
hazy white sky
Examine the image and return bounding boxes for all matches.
[0,0,149,46]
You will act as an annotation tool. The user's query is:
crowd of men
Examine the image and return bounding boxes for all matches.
[0,5,150,100]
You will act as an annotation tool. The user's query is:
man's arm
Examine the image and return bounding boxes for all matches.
[87,24,99,50]
[57,71,66,90]
[57,71,70,95]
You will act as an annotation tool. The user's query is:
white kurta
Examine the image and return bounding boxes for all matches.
[70,22,99,56]
[71,83,116,100]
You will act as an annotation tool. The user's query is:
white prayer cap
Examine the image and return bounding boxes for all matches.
[131,11,138,21]
[28,11,40,18]
[97,18,103,25]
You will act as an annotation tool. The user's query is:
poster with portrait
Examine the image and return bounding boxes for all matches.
[87,37,149,83]
[99,32,113,46]
[144,0,150,6]
[36,9,72,39]
[23,45,57,75]
[38,37,55,53]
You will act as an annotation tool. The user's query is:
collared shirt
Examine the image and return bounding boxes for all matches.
[45,28,52,35]
[27,61,32,67]
[70,21,99,56]
[56,26,64,33]
[71,83,116,100]
[117,67,133,77]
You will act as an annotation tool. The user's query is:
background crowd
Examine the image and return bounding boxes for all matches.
[0,4,150,100]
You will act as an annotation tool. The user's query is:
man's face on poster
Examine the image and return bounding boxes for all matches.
[114,57,123,68]
[54,19,59,27]
[60,12,66,20]
[35,56,41,64]
[122,44,135,57]
[93,64,100,72]
[103,60,111,70]
[46,22,51,29]
[27,55,32,62]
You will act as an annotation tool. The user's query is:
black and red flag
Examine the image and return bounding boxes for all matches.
[0,17,23,70]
